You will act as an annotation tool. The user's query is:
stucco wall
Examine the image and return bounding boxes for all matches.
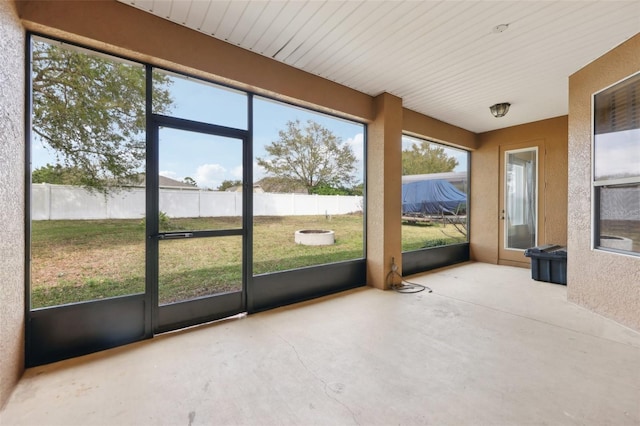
[403,108,477,151]
[367,93,403,289]
[568,34,640,331]
[0,0,25,409]
[473,117,568,264]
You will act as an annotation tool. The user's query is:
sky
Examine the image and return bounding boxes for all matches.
[32,68,469,190]
[594,129,640,181]
[154,73,367,189]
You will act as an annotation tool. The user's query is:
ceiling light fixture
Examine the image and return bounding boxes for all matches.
[490,103,511,118]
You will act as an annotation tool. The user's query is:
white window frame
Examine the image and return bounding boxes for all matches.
[591,70,640,257]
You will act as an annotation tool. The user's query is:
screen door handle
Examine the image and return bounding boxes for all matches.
[155,232,194,239]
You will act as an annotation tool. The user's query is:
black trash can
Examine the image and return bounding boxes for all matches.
[524,244,567,285]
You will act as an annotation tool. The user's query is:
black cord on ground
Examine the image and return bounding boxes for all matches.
[386,269,432,294]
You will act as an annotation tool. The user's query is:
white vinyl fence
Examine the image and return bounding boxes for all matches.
[32,184,363,220]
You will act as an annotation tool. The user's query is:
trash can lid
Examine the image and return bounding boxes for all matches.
[525,245,567,258]
[525,244,562,254]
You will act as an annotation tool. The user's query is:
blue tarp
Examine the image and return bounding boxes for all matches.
[402,179,466,215]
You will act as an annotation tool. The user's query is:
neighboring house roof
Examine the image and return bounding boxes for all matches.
[128,173,199,190]
[226,184,264,193]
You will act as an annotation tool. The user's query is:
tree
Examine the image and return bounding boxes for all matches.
[309,183,363,196]
[255,177,307,193]
[32,164,85,185]
[217,179,242,191]
[349,182,364,196]
[309,184,352,196]
[31,40,173,193]
[257,120,357,193]
[402,141,458,175]
[182,177,197,187]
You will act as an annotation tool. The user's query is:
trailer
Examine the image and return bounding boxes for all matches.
[401,179,467,218]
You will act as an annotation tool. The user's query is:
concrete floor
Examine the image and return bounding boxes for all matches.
[2,262,639,425]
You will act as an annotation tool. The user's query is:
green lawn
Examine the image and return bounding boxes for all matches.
[30,215,465,308]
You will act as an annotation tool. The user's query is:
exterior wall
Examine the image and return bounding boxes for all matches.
[568,34,640,331]
[473,117,568,264]
[403,108,477,151]
[0,0,25,409]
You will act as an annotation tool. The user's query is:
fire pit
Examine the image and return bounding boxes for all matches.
[294,229,335,246]
[600,235,633,251]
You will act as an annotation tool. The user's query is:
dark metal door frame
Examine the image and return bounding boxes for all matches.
[147,115,251,334]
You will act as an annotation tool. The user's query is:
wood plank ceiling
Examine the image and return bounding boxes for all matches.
[118,0,640,133]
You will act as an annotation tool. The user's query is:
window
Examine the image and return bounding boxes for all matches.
[152,69,248,129]
[30,37,147,307]
[401,135,469,252]
[253,97,365,275]
[593,71,640,255]
[27,34,367,365]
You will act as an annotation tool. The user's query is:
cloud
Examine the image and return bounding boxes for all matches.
[195,163,227,189]
[595,129,640,179]
[345,132,364,162]
[253,161,267,182]
[402,136,419,150]
[231,165,243,179]
[345,132,365,179]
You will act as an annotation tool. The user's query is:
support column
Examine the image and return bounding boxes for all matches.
[366,93,403,289]
[0,0,25,409]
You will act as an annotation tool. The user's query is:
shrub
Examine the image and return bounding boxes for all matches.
[423,238,454,248]
[140,211,174,230]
